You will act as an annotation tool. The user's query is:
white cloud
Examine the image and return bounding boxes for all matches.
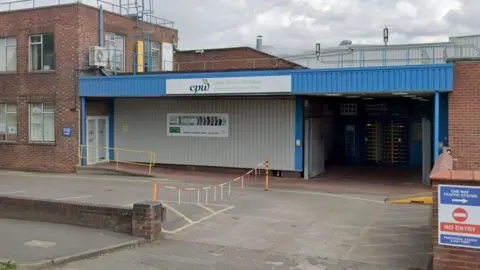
[3,0,476,54]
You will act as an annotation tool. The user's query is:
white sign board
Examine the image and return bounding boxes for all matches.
[438,184,480,249]
[165,75,292,95]
[167,113,229,137]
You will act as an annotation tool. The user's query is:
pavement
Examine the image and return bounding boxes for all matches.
[0,219,143,269]
[0,169,433,269]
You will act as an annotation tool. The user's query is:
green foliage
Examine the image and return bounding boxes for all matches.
[0,261,16,270]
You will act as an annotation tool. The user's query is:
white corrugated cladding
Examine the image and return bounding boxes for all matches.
[449,35,480,57]
[114,98,295,171]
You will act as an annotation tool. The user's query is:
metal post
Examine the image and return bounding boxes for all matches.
[265,158,270,191]
[434,91,440,162]
[152,184,157,201]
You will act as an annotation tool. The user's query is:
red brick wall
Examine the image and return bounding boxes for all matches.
[0,195,166,240]
[86,100,108,116]
[175,47,301,71]
[431,153,480,270]
[449,62,480,170]
[0,3,177,172]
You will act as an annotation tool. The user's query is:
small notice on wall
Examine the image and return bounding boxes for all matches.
[438,184,480,249]
[167,113,229,137]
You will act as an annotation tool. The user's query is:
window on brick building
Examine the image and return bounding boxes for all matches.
[0,37,17,72]
[29,103,55,142]
[29,34,55,71]
[0,103,17,141]
[150,42,161,71]
[105,32,125,71]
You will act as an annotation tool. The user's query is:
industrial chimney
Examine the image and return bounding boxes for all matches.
[256,35,263,50]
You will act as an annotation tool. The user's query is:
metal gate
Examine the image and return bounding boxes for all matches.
[363,121,382,163]
[304,118,325,178]
[383,121,409,164]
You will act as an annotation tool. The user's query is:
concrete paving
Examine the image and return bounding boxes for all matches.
[0,171,433,269]
[0,218,141,265]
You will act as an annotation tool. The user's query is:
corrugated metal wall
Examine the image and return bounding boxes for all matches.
[114,98,296,170]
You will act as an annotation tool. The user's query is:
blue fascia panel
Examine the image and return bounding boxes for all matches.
[292,64,453,94]
[80,64,453,97]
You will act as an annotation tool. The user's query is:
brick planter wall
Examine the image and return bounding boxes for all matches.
[0,196,165,241]
[430,153,480,270]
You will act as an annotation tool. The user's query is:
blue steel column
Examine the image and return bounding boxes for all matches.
[434,91,440,162]
[81,97,87,166]
[108,99,115,160]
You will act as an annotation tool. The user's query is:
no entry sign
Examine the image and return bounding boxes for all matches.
[438,184,480,249]
[453,208,468,223]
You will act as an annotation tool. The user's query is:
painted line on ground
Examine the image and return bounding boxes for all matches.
[196,203,216,214]
[158,200,233,208]
[54,195,93,201]
[161,201,195,224]
[163,205,235,235]
[0,190,26,195]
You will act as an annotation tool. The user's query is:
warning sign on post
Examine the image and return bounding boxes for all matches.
[438,184,480,249]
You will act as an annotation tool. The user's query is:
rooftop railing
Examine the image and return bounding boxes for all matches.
[0,0,174,28]
[80,44,480,75]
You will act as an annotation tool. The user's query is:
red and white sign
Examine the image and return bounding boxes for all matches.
[452,208,468,223]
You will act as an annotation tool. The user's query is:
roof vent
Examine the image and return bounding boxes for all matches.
[339,40,352,46]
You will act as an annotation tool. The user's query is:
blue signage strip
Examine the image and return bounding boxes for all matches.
[63,127,73,138]
[439,185,480,207]
[440,234,480,248]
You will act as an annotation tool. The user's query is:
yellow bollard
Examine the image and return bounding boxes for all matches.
[152,184,157,201]
[265,158,269,191]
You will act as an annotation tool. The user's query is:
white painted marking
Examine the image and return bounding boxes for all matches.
[158,200,232,208]
[24,240,57,248]
[54,195,93,201]
[164,205,235,234]
[0,190,26,195]
[196,203,216,214]
[161,201,195,224]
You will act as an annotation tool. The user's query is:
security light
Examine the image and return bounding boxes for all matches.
[315,43,321,59]
[383,26,389,46]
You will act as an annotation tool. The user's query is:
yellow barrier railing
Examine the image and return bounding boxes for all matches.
[78,145,156,175]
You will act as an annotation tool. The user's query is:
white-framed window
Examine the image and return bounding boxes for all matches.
[340,103,358,116]
[29,34,55,71]
[29,103,55,142]
[105,32,125,71]
[150,41,161,71]
[0,37,17,72]
[0,103,17,141]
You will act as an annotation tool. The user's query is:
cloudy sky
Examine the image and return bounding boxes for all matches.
[5,0,478,53]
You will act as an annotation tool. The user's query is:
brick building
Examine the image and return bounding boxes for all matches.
[0,2,177,172]
[175,47,302,71]
[0,2,302,173]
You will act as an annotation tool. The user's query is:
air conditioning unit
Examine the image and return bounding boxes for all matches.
[88,46,109,67]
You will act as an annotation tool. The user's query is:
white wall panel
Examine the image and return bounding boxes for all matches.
[114,98,296,170]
